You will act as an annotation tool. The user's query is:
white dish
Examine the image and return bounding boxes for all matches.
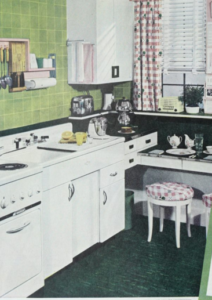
[118,130,135,134]
[203,150,212,154]
[166,148,196,156]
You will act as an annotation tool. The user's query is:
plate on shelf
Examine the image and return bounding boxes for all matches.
[203,150,212,155]
[118,130,135,134]
[166,148,196,156]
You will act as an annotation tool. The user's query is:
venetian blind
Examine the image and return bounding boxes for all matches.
[162,0,206,73]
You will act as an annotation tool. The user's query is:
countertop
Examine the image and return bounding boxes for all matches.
[1,136,125,168]
[108,127,158,141]
[139,144,212,163]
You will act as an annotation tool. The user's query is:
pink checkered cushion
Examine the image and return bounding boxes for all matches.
[202,194,212,208]
[146,182,194,201]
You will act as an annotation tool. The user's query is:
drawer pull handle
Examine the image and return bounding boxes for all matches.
[7,221,31,234]
[146,139,151,144]
[129,159,134,163]
[129,145,134,149]
[110,172,117,177]
[103,191,107,205]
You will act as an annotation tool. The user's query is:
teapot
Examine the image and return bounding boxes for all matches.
[167,134,182,149]
[184,134,194,149]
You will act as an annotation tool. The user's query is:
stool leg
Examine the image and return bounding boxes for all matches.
[186,202,192,238]
[159,206,164,232]
[175,206,181,248]
[205,207,210,237]
[147,199,153,242]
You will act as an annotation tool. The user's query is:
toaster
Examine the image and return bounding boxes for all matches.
[71,95,94,116]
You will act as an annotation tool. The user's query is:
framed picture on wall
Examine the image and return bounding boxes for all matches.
[206,89,212,97]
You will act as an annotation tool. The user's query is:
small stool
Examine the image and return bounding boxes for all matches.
[146,182,194,248]
[202,193,212,236]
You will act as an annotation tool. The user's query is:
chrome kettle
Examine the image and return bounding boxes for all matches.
[115,97,133,112]
[116,97,133,125]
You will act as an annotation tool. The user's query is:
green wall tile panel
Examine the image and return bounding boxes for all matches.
[0,0,131,131]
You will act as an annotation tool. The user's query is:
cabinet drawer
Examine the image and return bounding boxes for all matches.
[136,132,157,151]
[124,140,137,154]
[140,156,182,170]
[100,161,124,188]
[183,160,212,174]
[44,142,124,191]
[124,152,138,170]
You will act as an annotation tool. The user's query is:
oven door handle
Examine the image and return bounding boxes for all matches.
[6,221,31,234]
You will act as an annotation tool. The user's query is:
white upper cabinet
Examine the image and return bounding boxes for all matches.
[67,0,134,84]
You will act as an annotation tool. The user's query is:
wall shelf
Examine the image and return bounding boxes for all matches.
[68,110,212,120]
[134,111,212,119]
[28,68,55,72]
[68,111,110,120]
[68,111,120,120]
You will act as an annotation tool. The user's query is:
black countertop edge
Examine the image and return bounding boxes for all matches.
[108,128,158,142]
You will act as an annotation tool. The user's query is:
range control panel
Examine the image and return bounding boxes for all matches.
[0,173,42,218]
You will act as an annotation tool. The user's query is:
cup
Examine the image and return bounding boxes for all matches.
[195,133,204,154]
[206,146,212,153]
[36,58,44,68]
[75,132,84,146]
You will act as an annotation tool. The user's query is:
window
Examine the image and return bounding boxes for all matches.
[162,0,206,74]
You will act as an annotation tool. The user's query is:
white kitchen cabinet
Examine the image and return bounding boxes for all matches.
[42,183,73,278]
[124,132,158,170]
[100,179,125,242]
[67,0,134,84]
[71,171,99,257]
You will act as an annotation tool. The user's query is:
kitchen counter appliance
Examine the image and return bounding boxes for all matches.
[116,97,133,125]
[88,117,110,139]
[0,161,44,298]
[71,95,94,116]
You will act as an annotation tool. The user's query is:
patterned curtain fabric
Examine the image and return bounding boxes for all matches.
[129,0,162,111]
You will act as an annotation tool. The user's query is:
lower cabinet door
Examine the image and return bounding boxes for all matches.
[43,183,73,278]
[72,171,99,257]
[100,179,125,243]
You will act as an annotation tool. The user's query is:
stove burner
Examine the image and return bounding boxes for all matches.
[0,163,28,171]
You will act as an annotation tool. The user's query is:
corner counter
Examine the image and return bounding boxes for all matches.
[138,145,212,174]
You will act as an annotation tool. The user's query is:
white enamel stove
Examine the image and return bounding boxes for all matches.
[0,156,44,298]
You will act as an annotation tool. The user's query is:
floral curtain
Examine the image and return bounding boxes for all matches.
[129,0,162,111]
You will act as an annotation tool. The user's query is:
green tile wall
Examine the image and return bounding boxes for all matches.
[0,0,131,131]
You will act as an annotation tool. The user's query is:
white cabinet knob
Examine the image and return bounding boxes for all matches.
[10,195,16,203]
[28,190,33,197]
[20,192,25,200]
[1,197,8,209]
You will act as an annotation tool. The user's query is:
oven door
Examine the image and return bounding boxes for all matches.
[0,206,42,297]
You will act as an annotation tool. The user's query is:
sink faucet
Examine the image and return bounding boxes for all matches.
[14,138,21,149]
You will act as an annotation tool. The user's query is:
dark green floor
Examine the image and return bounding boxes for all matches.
[31,215,206,298]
